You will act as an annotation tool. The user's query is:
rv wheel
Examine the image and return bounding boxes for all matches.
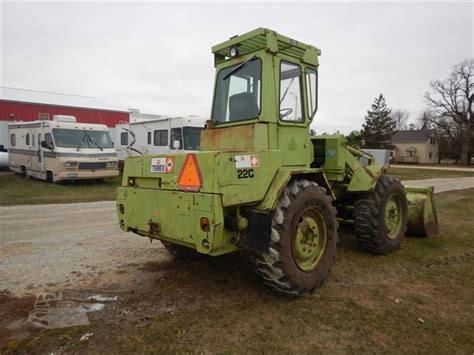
[46,171,54,183]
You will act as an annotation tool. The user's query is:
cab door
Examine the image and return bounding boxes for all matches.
[32,127,45,174]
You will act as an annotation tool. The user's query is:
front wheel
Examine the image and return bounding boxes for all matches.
[354,174,408,254]
[253,179,338,296]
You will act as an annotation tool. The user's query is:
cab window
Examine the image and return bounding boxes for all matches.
[170,128,183,150]
[45,133,54,147]
[305,68,318,119]
[280,61,303,122]
[212,58,262,124]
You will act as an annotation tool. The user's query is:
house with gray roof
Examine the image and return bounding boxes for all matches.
[391,129,439,164]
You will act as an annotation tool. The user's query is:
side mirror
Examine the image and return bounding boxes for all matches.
[41,141,54,149]
[173,140,181,150]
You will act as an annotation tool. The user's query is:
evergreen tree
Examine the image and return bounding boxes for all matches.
[361,94,396,149]
[346,130,363,149]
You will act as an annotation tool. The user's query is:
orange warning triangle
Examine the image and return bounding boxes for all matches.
[177,153,202,191]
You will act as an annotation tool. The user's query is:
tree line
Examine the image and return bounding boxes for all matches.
[346,59,473,165]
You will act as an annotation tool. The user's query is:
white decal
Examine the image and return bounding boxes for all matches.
[151,158,166,172]
[235,155,259,169]
[151,157,175,173]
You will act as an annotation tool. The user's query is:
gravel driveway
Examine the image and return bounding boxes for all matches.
[1,177,473,295]
[0,201,165,295]
[403,176,474,193]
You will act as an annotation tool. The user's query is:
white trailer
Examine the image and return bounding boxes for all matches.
[115,116,205,161]
[8,115,119,182]
[362,149,391,166]
[0,121,9,168]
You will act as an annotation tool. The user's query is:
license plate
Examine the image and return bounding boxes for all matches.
[67,173,78,178]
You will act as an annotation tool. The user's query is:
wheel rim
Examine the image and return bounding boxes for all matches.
[292,206,328,272]
[385,194,402,240]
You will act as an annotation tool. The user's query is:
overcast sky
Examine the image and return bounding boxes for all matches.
[1,1,472,133]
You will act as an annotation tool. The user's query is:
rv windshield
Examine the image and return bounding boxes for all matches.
[183,127,203,150]
[52,129,113,149]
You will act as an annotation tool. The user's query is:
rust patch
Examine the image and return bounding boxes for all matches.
[201,124,255,151]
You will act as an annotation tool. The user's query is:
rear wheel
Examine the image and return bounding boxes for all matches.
[354,174,408,254]
[253,179,338,296]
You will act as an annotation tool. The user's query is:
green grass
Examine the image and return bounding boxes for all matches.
[4,189,473,353]
[388,167,474,181]
[1,165,472,207]
[0,171,121,206]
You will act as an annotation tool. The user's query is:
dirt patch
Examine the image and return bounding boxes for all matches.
[1,190,473,353]
[0,291,36,348]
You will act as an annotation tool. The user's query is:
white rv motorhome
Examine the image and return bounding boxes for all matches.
[115,116,205,161]
[0,121,9,168]
[8,115,119,182]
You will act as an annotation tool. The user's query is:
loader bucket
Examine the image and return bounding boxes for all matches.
[405,186,438,237]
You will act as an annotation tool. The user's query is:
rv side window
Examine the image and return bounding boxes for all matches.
[147,131,151,145]
[45,133,54,147]
[170,128,183,150]
[120,132,128,146]
[32,134,35,147]
[154,130,168,146]
[10,134,16,146]
[26,133,30,146]
[38,134,41,147]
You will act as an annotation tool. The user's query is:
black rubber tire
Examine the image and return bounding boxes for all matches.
[161,241,200,260]
[253,179,338,296]
[354,174,408,254]
[46,171,54,183]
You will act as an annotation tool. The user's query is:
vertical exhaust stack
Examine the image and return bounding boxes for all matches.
[405,186,438,237]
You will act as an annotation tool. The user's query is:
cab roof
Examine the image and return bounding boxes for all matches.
[211,27,321,67]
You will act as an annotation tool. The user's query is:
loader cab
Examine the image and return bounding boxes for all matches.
[205,28,320,166]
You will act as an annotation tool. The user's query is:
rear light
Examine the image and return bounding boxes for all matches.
[200,217,210,232]
[177,153,202,191]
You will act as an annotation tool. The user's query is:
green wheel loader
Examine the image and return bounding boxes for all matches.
[117,28,438,296]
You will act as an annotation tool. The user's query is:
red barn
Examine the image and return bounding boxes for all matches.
[0,86,129,127]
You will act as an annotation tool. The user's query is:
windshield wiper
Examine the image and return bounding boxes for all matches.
[85,133,103,151]
[223,55,257,80]
[76,135,86,151]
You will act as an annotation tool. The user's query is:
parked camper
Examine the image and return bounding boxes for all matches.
[115,116,205,161]
[8,115,119,182]
[0,121,9,168]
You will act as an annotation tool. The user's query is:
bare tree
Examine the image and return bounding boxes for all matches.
[391,109,410,130]
[417,111,434,129]
[425,59,474,165]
